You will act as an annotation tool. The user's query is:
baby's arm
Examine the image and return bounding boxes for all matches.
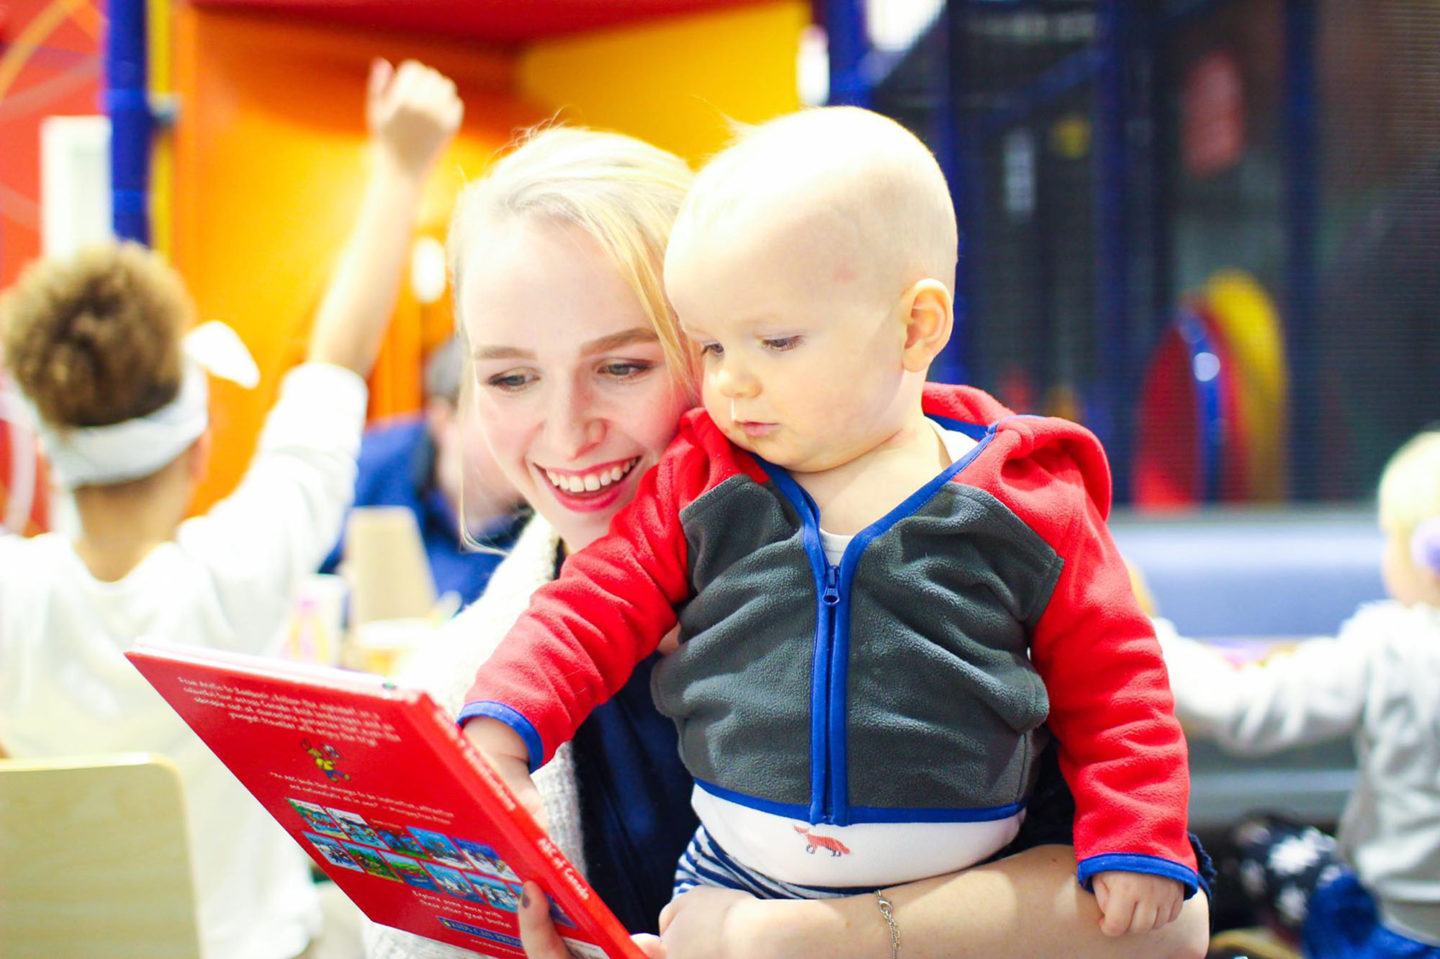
[465,717,547,831]
[460,440,705,771]
[1090,870,1185,936]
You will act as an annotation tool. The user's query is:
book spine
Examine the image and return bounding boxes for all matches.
[421,699,645,959]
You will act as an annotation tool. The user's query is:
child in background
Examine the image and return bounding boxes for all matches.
[461,105,1199,937]
[322,333,526,608]
[1158,429,1440,957]
[0,59,461,959]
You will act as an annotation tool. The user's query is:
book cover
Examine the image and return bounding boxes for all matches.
[125,643,645,959]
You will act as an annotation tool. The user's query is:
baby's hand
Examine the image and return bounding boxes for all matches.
[464,717,548,832]
[1091,871,1184,936]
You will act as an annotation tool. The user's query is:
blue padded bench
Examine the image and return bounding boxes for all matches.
[1109,506,1385,830]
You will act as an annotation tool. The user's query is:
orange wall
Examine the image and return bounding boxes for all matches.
[169,2,804,511]
[169,6,534,510]
[519,1,807,163]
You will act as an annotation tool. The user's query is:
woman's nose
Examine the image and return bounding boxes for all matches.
[544,382,602,457]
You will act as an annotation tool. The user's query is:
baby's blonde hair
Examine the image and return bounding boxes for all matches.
[674,106,958,302]
[0,242,190,429]
[447,125,699,400]
[1377,429,1440,537]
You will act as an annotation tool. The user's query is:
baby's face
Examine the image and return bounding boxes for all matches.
[665,212,912,475]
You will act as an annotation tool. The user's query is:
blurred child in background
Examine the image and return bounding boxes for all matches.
[1160,428,1440,957]
[0,58,461,959]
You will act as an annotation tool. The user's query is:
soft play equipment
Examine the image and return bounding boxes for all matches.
[1133,269,1288,508]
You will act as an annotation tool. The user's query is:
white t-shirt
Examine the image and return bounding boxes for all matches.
[0,363,368,959]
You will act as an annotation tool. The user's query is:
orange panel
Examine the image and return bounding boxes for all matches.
[169,5,538,511]
[519,0,806,163]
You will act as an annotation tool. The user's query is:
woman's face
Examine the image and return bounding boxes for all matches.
[460,217,690,552]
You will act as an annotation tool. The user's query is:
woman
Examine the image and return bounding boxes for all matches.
[365,124,1212,959]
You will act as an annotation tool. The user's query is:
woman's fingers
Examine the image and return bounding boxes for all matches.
[515,881,570,959]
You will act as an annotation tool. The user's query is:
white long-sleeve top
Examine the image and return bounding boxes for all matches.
[0,363,368,959]
[363,513,583,959]
[1158,602,1440,944]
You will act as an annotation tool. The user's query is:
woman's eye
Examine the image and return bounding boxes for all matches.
[762,336,801,352]
[698,342,724,358]
[485,371,535,392]
[599,360,654,379]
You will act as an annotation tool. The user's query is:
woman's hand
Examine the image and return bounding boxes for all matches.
[656,888,757,959]
[515,881,667,959]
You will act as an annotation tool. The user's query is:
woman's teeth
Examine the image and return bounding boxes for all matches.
[544,458,638,493]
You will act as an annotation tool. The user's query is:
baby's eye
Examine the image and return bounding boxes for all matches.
[698,342,724,358]
[762,335,801,352]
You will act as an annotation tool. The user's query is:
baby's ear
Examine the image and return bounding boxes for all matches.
[900,278,953,373]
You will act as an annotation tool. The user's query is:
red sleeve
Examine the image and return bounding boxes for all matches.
[461,422,732,770]
[986,419,1198,888]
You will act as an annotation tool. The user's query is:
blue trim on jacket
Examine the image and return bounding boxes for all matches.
[1077,852,1201,899]
[458,701,544,773]
[694,778,1029,825]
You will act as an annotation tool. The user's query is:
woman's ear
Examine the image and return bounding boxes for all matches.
[899,278,954,373]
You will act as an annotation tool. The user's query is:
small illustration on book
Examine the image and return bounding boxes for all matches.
[472,875,523,912]
[330,806,385,846]
[305,832,364,872]
[455,837,519,880]
[288,799,346,838]
[382,853,443,892]
[301,738,350,780]
[424,861,484,901]
[374,823,429,858]
[344,842,402,881]
[408,826,471,869]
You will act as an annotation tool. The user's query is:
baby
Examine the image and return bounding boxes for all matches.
[463,106,1199,935]
[1159,429,1440,954]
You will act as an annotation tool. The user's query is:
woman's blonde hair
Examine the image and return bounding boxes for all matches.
[0,242,190,429]
[447,125,699,399]
[1377,429,1440,537]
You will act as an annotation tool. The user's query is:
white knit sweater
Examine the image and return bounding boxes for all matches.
[1159,602,1440,944]
[362,515,584,958]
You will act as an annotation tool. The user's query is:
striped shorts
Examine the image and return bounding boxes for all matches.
[673,825,877,901]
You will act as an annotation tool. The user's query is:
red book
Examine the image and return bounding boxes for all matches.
[125,643,645,959]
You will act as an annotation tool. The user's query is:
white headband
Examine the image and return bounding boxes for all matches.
[34,322,259,489]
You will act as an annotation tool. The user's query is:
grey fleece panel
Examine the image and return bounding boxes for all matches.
[844,483,1061,809]
[652,473,1065,815]
[651,475,817,805]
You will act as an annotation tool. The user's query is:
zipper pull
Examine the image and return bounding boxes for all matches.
[822,566,840,606]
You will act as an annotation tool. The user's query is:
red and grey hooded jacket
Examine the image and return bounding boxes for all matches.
[462,383,1200,895]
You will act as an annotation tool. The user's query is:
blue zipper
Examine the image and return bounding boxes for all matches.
[756,417,996,825]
